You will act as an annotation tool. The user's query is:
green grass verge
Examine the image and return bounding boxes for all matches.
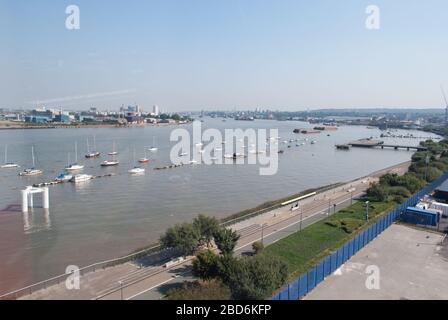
[263,200,396,279]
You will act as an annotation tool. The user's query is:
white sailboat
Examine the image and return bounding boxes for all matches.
[108,141,118,155]
[138,149,150,163]
[1,145,20,168]
[65,142,84,171]
[19,146,43,176]
[85,136,100,158]
[129,146,145,174]
[148,137,158,152]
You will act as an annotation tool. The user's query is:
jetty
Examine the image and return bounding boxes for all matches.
[348,139,428,151]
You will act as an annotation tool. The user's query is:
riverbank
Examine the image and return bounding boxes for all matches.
[3,160,411,300]
[0,121,191,130]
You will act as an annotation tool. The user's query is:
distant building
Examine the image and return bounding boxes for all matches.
[54,114,71,123]
[152,105,160,116]
[25,108,54,123]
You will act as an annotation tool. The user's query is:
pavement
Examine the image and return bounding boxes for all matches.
[15,162,410,300]
[305,224,448,300]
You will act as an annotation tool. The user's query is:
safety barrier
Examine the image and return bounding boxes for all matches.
[272,171,448,300]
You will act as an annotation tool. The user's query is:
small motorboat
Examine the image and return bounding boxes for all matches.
[101,160,119,167]
[71,174,93,183]
[55,173,73,182]
[128,167,145,174]
[19,168,43,176]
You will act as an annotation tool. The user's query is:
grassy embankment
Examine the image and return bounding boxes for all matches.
[264,138,448,280]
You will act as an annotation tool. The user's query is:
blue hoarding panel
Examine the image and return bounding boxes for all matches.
[289,279,299,300]
[348,240,354,258]
[316,261,324,284]
[343,243,349,262]
[298,274,308,299]
[307,268,317,291]
[337,248,343,267]
[323,256,331,277]
[280,287,289,300]
[330,252,338,272]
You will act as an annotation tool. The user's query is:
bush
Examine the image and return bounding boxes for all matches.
[213,228,240,256]
[388,186,411,198]
[192,249,220,281]
[223,255,289,300]
[160,222,201,256]
[366,183,389,202]
[166,280,231,300]
[252,241,264,255]
[339,218,365,234]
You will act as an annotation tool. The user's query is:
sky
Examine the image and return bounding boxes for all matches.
[1,0,448,111]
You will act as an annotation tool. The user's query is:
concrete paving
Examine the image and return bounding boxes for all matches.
[305,224,448,300]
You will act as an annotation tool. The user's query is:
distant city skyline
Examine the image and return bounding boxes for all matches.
[2,0,448,111]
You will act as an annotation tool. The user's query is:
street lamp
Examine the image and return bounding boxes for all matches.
[299,206,303,231]
[261,223,268,245]
[365,201,369,222]
[425,153,430,181]
[118,280,123,300]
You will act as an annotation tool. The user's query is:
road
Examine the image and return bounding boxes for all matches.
[18,161,409,300]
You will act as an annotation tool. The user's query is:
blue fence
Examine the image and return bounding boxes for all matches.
[272,172,448,300]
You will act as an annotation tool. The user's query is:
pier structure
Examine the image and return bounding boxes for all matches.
[21,186,49,213]
[348,139,428,151]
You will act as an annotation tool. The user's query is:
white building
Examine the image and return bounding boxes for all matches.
[152,105,160,116]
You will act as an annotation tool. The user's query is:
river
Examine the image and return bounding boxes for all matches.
[0,119,439,293]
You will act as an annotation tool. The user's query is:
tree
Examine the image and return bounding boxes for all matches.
[193,214,220,247]
[223,255,288,300]
[213,228,240,256]
[252,241,264,255]
[366,183,389,202]
[192,249,219,281]
[160,223,201,256]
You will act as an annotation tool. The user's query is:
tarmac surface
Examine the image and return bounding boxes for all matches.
[305,224,448,300]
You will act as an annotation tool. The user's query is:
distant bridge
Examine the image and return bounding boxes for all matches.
[378,144,428,151]
[348,139,428,151]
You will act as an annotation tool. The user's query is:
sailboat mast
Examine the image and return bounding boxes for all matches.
[75,141,78,163]
[4,145,7,163]
[31,146,35,168]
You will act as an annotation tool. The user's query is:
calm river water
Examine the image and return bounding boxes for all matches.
[0,119,439,292]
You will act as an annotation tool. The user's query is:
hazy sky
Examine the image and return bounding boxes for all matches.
[1,0,448,111]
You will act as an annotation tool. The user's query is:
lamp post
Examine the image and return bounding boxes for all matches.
[365,201,369,222]
[261,223,268,245]
[299,206,303,231]
[425,153,430,181]
[119,281,123,300]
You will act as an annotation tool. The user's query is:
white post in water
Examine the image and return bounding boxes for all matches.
[42,187,49,209]
[21,190,28,213]
[21,186,50,213]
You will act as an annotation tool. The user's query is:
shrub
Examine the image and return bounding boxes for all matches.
[213,228,240,256]
[339,218,365,234]
[166,280,231,300]
[366,183,389,202]
[224,255,289,300]
[160,222,201,256]
[192,249,220,281]
[252,241,264,255]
